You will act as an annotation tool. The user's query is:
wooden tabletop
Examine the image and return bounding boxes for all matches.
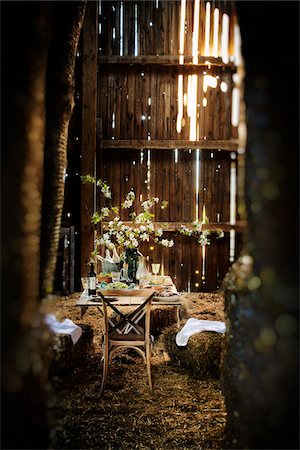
[76,292,182,307]
[76,276,181,307]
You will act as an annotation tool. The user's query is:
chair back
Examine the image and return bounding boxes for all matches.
[98,292,155,340]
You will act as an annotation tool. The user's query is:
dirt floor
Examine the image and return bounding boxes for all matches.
[48,291,226,450]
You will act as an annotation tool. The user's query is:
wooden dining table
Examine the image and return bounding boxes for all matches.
[76,276,182,328]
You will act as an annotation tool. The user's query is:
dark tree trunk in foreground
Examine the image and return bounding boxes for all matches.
[222,3,299,449]
[40,1,86,297]
[1,3,52,448]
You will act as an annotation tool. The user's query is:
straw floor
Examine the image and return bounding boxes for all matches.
[48,291,226,450]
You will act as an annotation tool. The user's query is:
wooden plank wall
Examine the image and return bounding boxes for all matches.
[81,1,98,275]
[95,0,243,292]
[97,67,234,141]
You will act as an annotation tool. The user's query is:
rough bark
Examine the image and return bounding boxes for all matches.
[40,1,87,297]
[222,3,299,449]
[1,2,52,448]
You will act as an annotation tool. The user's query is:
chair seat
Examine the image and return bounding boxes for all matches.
[109,331,145,342]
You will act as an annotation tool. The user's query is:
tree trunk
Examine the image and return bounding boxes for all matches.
[1,3,52,448]
[40,1,86,297]
[222,3,299,449]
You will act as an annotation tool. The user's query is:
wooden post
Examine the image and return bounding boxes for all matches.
[81,1,98,276]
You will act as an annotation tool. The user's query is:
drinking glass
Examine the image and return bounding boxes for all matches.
[151,263,160,276]
[81,277,89,294]
[111,271,121,282]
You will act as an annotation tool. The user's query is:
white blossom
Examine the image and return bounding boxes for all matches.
[101,207,110,217]
[101,186,112,198]
[147,223,154,232]
[122,199,133,209]
[155,228,163,237]
[125,191,135,201]
[130,238,139,247]
[103,232,111,242]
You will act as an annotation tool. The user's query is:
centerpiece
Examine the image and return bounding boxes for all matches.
[82,175,174,282]
[82,176,224,284]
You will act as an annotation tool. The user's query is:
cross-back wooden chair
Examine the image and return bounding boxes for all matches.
[98,291,156,397]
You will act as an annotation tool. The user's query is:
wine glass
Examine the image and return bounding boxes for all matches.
[151,263,160,276]
[81,277,88,295]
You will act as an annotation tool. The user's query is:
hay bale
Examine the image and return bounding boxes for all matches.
[157,323,224,378]
[150,306,186,337]
[49,323,94,377]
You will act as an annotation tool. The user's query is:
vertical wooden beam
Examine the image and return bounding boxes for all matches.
[81,1,98,276]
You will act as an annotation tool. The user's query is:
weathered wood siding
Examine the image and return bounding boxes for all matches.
[96,0,244,291]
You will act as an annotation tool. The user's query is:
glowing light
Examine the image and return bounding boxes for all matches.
[221,13,229,64]
[120,2,124,56]
[220,81,228,92]
[202,204,206,223]
[229,160,236,262]
[233,73,240,84]
[147,150,151,189]
[174,148,179,163]
[176,75,184,133]
[203,75,217,92]
[188,75,198,140]
[195,149,200,220]
[213,8,219,57]
[202,245,206,280]
[179,0,186,61]
[230,161,236,225]
[134,4,138,56]
[234,24,242,66]
[204,2,211,56]
[229,230,235,263]
[183,93,187,106]
[202,97,207,107]
[231,87,240,127]
[192,0,200,64]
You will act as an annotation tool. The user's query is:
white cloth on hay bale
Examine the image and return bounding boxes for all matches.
[44,314,82,345]
[175,318,226,347]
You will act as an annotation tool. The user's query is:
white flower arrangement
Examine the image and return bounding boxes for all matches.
[179,218,224,245]
[82,176,174,260]
[82,176,224,264]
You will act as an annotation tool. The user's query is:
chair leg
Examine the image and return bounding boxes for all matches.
[145,341,153,394]
[100,341,109,397]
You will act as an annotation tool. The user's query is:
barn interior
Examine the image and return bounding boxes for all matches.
[1,1,299,449]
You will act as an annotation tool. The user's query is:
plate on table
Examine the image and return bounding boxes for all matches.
[97,288,156,297]
[153,296,180,303]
